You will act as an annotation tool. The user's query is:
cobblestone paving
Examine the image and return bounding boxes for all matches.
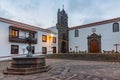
[0,59,120,80]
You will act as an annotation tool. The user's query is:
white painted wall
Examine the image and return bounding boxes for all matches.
[35,30,58,54]
[47,26,58,53]
[0,23,35,53]
[0,22,30,60]
[69,22,120,53]
[0,22,11,57]
[0,21,57,60]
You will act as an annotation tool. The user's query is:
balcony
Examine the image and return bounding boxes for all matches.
[9,36,37,44]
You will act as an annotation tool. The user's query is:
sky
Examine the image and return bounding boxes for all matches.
[0,0,120,28]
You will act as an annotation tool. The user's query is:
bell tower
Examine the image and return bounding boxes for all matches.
[56,7,69,53]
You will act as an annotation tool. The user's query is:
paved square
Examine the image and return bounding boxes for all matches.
[0,59,120,80]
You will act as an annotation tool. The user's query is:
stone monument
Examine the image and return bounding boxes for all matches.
[3,33,51,75]
[26,33,34,57]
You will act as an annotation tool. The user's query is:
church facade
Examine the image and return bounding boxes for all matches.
[69,18,120,53]
[55,8,120,53]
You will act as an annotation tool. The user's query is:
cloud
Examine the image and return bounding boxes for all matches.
[0,0,120,28]
[66,0,120,27]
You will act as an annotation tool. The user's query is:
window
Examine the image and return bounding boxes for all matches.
[11,45,19,54]
[75,29,79,37]
[42,47,47,54]
[42,35,47,42]
[11,29,19,37]
[113,23,119,32]
[53,37,56,43]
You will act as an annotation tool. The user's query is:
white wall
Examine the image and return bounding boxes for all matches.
[0,22,29,60]
[0,22,32,55]
[69,22,120,53]
[0,22,58,61]
[0,22,11,57]
[35,30,58,54]
[47,26,58,53]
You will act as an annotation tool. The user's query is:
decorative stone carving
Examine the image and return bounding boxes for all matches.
[87,33,101,53]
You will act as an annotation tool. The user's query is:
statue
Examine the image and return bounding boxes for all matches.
[26,33,33,57]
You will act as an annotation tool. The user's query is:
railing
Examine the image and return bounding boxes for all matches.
[9,36,37,44]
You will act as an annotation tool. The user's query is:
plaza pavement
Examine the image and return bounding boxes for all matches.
[0,59,120,80]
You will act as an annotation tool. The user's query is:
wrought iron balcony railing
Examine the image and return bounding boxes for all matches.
[9,36,37,44]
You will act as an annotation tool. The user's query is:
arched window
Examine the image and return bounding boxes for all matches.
[113,23,119,32]
[75,29,79,37]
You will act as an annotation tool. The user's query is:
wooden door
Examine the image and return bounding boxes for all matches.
[53,47,56,53]
[90,40,99,53]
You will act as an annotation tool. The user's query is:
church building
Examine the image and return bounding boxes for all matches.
[55,8,120,53]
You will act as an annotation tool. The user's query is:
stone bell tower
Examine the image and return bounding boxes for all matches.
[56,7,69,53]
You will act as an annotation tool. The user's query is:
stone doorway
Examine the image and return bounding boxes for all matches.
[61,41,66,53]
[87,33,101,53]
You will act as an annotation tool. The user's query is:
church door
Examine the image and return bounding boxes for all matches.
[90,40,99,53]
[88,33,101,53]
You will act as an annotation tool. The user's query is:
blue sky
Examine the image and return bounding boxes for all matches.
[0,0,120,28]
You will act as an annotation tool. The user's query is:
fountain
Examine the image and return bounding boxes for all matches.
[3,33,51,75]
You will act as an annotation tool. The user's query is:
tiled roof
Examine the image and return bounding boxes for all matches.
[0,17,53,33]
[69,17,120,30]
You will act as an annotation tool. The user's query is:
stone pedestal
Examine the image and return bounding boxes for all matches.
[3,56,51,75]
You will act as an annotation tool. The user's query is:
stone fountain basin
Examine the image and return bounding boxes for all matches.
[3,56,52,75]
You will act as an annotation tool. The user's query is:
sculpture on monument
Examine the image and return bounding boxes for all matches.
[26,33,34,57]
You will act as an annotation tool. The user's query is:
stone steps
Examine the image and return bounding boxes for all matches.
[3,65,52,75]
[3,57,52,75]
